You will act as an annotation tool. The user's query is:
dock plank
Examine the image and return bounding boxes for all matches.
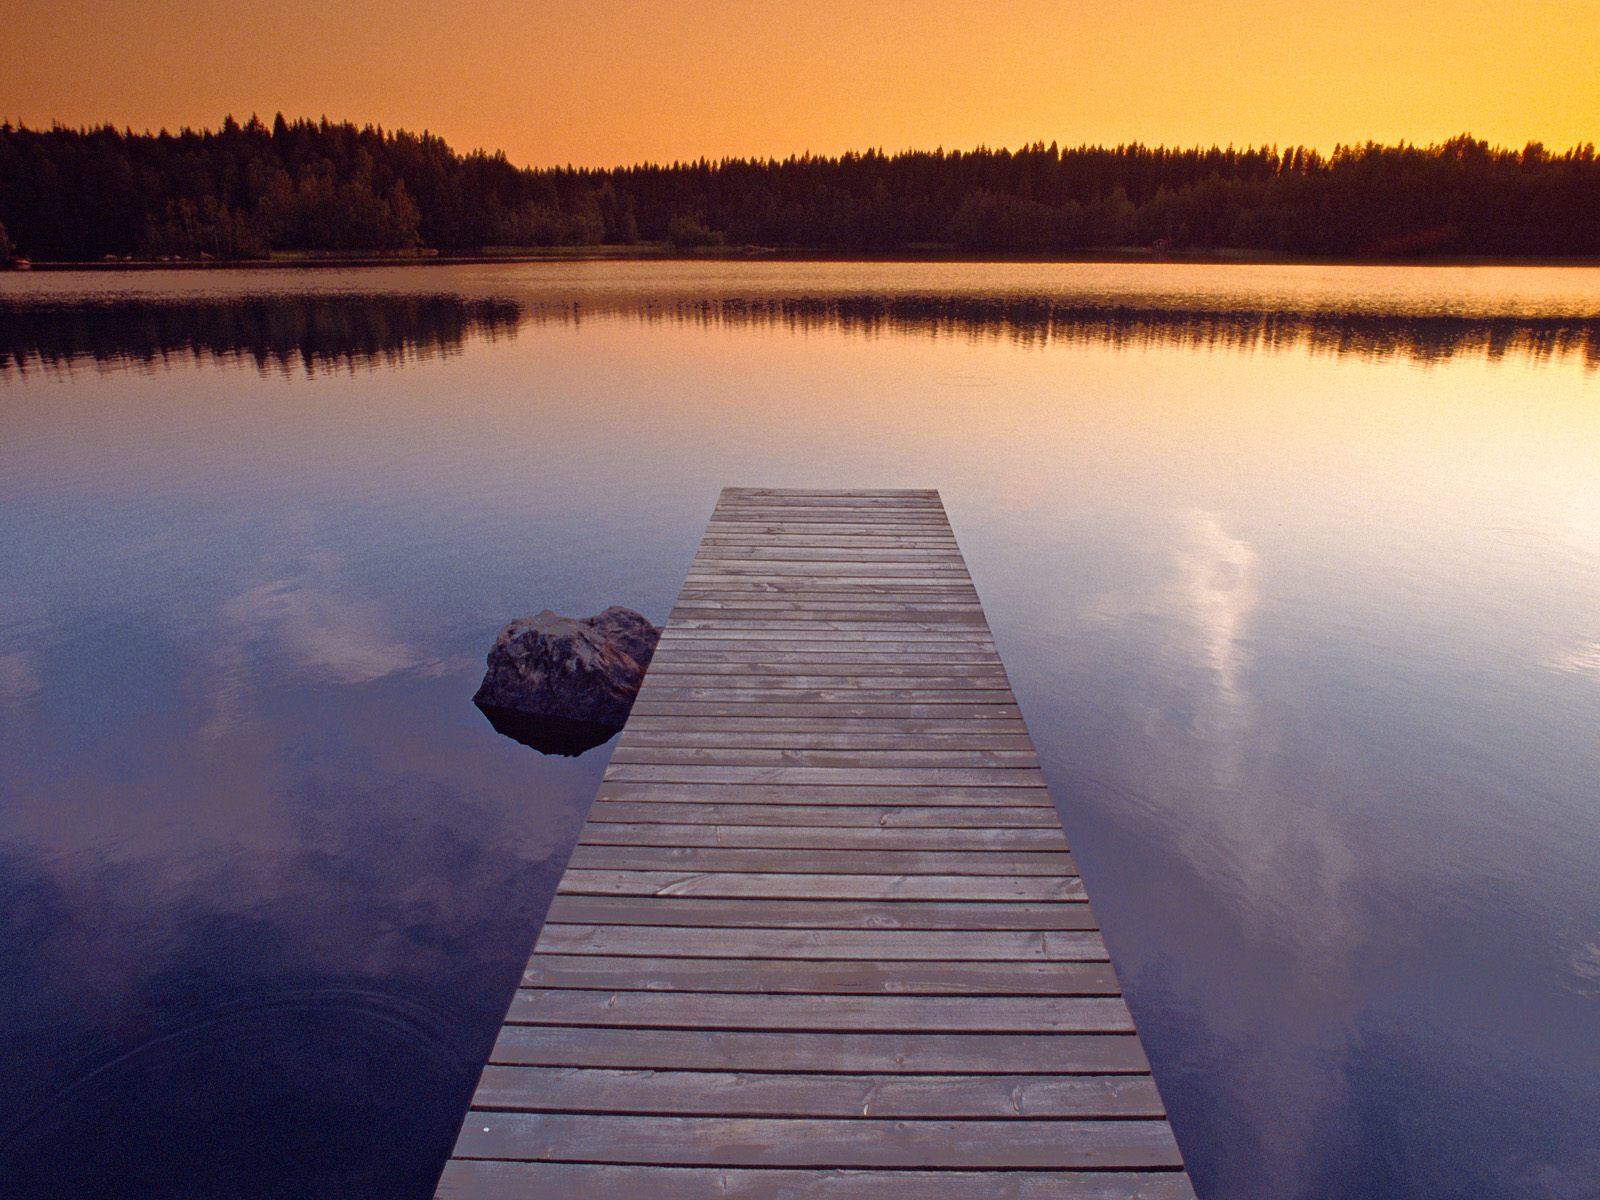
[436,488,1190,1197]
[520,955,1119,994]
[585,802,1061,825]
[437,1163,1197,1200]
[489,1026,1152,1073]
[530,925,1107,960]
[468,1066,1165,1117]
[575,822,1066,850]
[504,990,1132,1031]
[542,896,1096,929]
[452,1113,1183,1169]
[555,871,1086,900]
[565,846,1075,875]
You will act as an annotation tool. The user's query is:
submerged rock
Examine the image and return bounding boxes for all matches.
[473,607,660,752]
[476,708,624,758]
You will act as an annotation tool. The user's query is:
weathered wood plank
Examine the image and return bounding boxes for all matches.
[521,955,1117,994]
[637,679,1015,697]
[468,1066,1163,1117]
[723,487,941,496]
[718,493,945,502]
[576,823,1065,850]
[677,580,975,591]
[649,649,1002,664]
[593,781,1052,805]
[653,647,1000,662]
[691,557,965,566]
[675,588,972,598]
[671,605,986,618]
[452,1113,1182,1169]
[719,492,944,502]
[636,676,1011,694]
[718,491,943,500]
[585,802,1060,827]
[436,1162,1198,1200]
[627,700,1024,720]
[600,766,1045,788]
[675,595,983,608]
[683,575,975,588]
[607,748,1041,768]
[659,627,995,641]
[533,925,1107,962]
[617,718,1030,736]
[542,896,1095,930]
[708,517,956,529]
[676,595,982,606]
[711,499,944,509]
[614,733,1032,753]
[506,990,1131,1033]
[615,730,1032,748]
[698,538,963,550]
[711,507,952,519]
[677,584,982,597]
[615,736,1032,754]
[695,535,961,545]
[601,768,1044,790]
[564,846,1076,876]
[556,871,1085,900]
[644,661,1006,675]
[693,548,967,562]
[713,501,951,510]
[490,1026,1151,1073]
[666,616,988,629]
[698,524,965,537]
[712,510,946,519]
[629,703,1025,720]
[676,590,982,601]
[670,609,989,623]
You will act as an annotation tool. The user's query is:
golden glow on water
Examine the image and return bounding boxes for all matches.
[5,0,1599,165]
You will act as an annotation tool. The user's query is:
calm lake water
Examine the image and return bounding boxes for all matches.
[2,261,1599,1199]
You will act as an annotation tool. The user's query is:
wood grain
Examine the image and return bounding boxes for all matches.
[437,1162,1198,1200]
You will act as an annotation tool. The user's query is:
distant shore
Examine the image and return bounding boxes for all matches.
[13,244,1600,272]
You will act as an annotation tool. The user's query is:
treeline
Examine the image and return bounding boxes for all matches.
[2,117,1598,261]
[0,116,630,261]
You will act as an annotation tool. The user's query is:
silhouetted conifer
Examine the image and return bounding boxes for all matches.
[1,121,1596,260]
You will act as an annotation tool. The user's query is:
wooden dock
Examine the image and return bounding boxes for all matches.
[436,488,1193,1199]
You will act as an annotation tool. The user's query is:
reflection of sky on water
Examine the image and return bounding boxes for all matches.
[0,656,605,1194]
[1,262,1598,1198]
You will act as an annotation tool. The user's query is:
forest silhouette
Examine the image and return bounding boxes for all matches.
[2,116,1598,262]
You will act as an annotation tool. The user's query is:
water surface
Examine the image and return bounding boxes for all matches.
[2,261,1599,1198]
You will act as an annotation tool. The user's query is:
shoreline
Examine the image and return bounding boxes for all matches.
[12,245,1600,272]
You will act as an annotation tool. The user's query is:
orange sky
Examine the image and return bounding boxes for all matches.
[6,0,1598,168]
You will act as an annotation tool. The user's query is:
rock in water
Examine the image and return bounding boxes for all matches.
[473,608,660,750]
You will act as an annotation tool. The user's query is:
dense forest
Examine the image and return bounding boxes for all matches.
[1,116,1597,261]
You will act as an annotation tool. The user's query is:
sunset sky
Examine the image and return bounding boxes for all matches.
[6,0,1598,167]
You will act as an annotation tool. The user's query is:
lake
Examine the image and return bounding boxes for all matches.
[2,260,1598,1199]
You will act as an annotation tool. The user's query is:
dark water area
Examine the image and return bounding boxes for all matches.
[1,261,1598,1199]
